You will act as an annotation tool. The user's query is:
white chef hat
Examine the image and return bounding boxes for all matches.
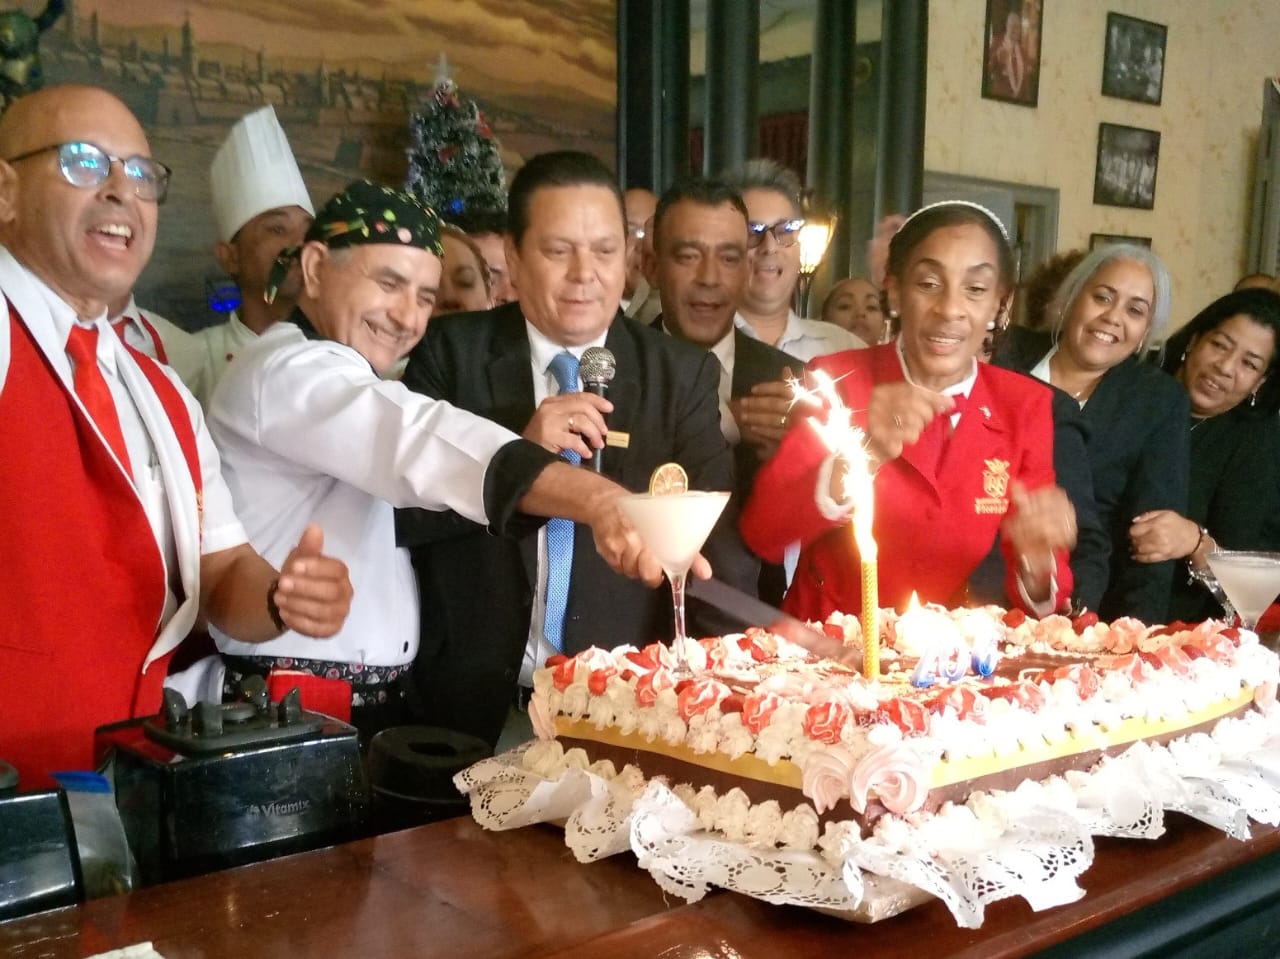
[210,106,315,243]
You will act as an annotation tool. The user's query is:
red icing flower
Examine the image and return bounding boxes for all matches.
[747,631,778,662]
[803,700,852,744]
[882,697,929,735]
[981,681,1046,711]
[720,693,745,714]
[677,679,729,721]
[1002,608,1027,628]
[741,691,783,734]
[927,685,985,721]
[624,650,658,673]
[1154,644,1193,677]
[1071,611,1099,633]
[701,637,729,670]
[1050,664,1101,699]
[635,668,674,707]
[641,642,673,669]
[550,657,577,692]
[588,667,616,696]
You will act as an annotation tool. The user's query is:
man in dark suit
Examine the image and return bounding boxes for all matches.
[398,152,758,748]
[644,178,796,603]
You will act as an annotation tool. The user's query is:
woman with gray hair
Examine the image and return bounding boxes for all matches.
[992,244,1189,623]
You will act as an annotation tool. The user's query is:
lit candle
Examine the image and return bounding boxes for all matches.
[798,369,881,679]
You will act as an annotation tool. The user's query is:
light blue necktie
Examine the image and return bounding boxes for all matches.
[544,351,580,652]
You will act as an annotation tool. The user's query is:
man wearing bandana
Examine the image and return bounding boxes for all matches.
[207,180,672,738]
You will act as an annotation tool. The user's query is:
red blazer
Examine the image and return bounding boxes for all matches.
[741,344,1072,621]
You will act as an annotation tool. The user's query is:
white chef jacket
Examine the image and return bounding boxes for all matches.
[209,321,522,667]
[192,311,258,407]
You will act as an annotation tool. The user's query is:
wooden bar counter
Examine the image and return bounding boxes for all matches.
[3,813,1279,959]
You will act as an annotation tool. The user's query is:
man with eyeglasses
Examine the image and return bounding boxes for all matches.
[0,85,356,787]
[723,159,865,364]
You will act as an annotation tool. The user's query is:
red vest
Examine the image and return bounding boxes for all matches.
[0,304,200,788]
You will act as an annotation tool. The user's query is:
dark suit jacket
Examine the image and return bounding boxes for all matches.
[1171,408,1280,622]
[968,376,1108,613]
[397,302,758,746]
[649,318,795,503]
[652,317,796,605]
[993,326,1189,623]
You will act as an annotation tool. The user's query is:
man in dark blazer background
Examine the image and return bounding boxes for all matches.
[644,177,797,603]
[397,152,758,748]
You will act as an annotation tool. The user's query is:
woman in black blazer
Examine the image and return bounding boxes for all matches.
[993,244,1188,623]
[1129,288,1280,623]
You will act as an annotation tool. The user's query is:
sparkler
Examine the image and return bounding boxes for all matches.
[795,369,881,680]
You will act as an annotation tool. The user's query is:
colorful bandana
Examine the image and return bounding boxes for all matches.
[265,179,444,303]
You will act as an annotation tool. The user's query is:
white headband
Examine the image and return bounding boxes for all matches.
[897,199,1011,243]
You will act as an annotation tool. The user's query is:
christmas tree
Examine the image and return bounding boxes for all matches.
[404,54,507,220]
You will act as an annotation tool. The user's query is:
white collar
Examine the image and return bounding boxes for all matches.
[659,316,735,373]
[525,319,608,376]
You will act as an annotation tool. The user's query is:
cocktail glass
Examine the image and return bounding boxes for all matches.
[618,490,731,676]
[1204,550,1280,630]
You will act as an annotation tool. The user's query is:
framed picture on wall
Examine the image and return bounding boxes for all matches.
[1093,123,1160,210]
[981,0,1043,107]
[1089,233,1153,251]
[1101,13,1166,105]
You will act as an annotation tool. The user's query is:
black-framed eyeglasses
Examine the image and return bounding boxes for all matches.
[4,141,172,203]
[747,217,804,248]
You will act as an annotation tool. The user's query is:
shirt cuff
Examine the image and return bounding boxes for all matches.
[483,438,560,537]
[815,452,855,522]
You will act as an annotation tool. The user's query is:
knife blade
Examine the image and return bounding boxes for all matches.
[688,577,863,668]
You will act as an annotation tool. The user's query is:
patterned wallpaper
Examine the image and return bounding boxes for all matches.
[926,0,1280,328]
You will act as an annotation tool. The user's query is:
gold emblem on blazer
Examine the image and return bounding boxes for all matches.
[975,458,1011,514]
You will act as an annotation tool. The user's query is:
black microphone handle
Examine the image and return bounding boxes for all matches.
[583,382,608,473]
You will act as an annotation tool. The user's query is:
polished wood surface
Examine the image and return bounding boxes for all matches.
[0,820,674,959]
[1,814,1277,959]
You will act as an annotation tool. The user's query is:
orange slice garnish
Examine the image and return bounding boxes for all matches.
[648,462,689,496]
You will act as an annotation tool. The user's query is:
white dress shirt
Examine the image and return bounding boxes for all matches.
[0,250,246,639]
[112,296,215,409]
[209,321,523,667]
[736,309,865,362]
[517,322,609,686]
[659,318,740,445]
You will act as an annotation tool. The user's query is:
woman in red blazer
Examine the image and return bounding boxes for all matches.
[741,201,1076,621]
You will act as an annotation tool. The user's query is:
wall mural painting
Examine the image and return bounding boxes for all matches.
[32,0,616,325]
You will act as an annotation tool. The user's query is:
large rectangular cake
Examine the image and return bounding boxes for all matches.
[458,605,1280,927]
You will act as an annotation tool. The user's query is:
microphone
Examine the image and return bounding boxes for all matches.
[580,346,616,473]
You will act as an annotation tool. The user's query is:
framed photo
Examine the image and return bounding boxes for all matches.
[1089,233,1152,251]
[1101,13,1166,105]
[981,0,1043,107]
[1093,123,1160,210]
